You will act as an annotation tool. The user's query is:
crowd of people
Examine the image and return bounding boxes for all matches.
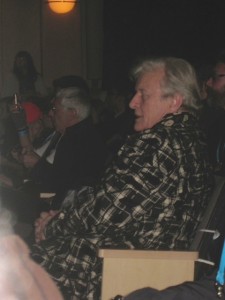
[1,50,225,299]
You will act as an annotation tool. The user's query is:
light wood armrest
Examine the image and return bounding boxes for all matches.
[99,249,198,260]
[98,249,198,300]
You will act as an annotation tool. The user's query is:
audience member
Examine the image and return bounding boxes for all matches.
[199,53,225,173]
[91,96,111,125]
[32,74,92,164]
[23,87,108,208]
[0,101,52,189]
[0,206,63,300]
[30,57,213,299]
[95,88,135,154]
[0,101,54,232]
[1,51,48,100]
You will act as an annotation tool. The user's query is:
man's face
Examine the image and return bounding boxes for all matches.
[207,63,225,95]
[206,63,225,108]
[49,99,72,133]
[129,68,178,132]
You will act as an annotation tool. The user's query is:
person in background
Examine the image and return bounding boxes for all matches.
[199,53,225,173]
[1,50,49,101]
[23,87,108,209]
[0,102,54,233]
[102,88,135,156]
[32,75,92,164]
[31,57,213,299]
[0,101,52,189]
[0,206,63,300]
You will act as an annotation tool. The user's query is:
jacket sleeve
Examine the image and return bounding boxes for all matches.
[45,132,177,238]
[29,158,55,191]
[125,271,219,300]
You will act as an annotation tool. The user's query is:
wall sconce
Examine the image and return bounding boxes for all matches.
[46,0,78,14]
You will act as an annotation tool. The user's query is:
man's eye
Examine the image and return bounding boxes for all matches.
[142,94,149,101]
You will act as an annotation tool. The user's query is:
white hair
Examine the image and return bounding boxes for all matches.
[56,87,91,121]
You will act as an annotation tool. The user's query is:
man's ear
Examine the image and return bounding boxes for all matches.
[68,108,78,123]
[169,94,183,113]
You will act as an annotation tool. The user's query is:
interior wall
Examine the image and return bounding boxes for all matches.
[42,1,83,88]
[85,0,103,89]
[0,0,103,97]
[0,0,41,96]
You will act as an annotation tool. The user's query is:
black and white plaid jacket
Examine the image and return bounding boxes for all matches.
[31,112,213,299]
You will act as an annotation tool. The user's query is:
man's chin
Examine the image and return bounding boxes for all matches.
[207,88,225,108]
[134,122,143,132]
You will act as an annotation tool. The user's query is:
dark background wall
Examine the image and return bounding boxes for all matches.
[103,0,225,90]
[0,0,225,94]
[0,0,103,96]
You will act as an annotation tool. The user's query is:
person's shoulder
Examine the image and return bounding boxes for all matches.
[125,130,163,151]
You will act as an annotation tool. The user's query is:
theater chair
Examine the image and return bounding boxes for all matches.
[98,175,225,300]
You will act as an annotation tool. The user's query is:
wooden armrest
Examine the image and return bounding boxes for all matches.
[98,249,198,260]
[98,249,198,300]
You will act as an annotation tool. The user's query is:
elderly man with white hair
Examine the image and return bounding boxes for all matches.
[31,57,213,299]
[23,87,108,208]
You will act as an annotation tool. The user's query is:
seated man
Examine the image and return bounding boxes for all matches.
[0,101,54,227]
[23,87,108,208]
[31,57,213,299]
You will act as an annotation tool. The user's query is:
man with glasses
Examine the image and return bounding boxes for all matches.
[23,87,108,209]
[31,57,213,299]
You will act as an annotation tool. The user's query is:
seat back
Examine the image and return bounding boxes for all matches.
[99,175,225,299]
[99,249,198,300]
[190,175,225,277]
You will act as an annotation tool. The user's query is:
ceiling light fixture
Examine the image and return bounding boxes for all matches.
[46,0,77,14]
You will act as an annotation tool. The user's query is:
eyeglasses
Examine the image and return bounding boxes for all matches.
[212,74,225,81]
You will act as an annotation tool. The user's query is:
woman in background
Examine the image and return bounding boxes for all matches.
[1,51,48,101]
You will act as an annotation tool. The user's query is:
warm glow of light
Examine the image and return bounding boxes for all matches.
[48,1,76,14]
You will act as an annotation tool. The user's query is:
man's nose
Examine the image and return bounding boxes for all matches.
[129,93,139,109]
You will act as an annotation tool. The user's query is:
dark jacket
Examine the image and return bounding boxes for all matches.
[124,270,223,300]
[30,117,108,208]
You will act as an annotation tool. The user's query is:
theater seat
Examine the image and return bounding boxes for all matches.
[98,175,225,300]
[99,249,198,300]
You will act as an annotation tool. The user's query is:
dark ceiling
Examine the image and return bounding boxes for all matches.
[103,0,225,90]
